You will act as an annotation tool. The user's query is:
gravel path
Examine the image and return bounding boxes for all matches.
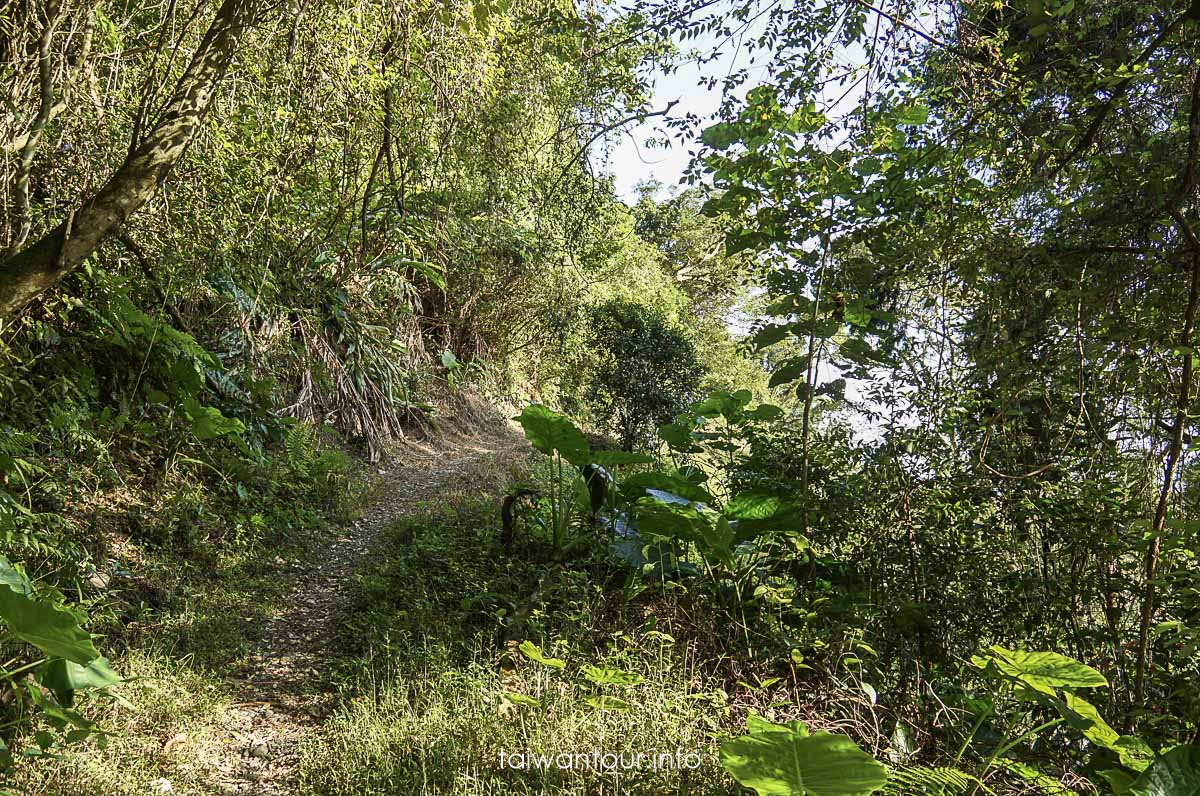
[207,431,527,795]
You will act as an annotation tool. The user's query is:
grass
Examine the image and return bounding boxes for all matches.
[5,458,370,795]
[12,650,235,795]
[297,499,744,795]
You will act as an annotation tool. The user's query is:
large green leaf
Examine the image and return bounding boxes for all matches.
[747,403,785,421]
[38,656,120,707]
[634,497,705,545]
[518,640,565,670]
[726,492,784,520]
[38,656,119,692]
[753,323,792,348]
[720,728,887,796]
[514,404,589,467]
[769,357,809,388]
[182,396,245,441]
[1048,692,1119,749]
[620,472,714,504]
[985,646,1107,693]
[1115,736,1157,773]
[0,554,33,595]
[745,712,809,736]
[1131,745,1200,796]
[0,584,100,665]
[701,122,741,150]
[658,422,698,452]
[691,389,752,419]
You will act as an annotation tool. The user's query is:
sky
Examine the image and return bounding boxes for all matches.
[598,15,872,205]
[593,19,894,434]
[599,29,770,203]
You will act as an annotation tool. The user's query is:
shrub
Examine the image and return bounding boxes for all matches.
[585,300,703,451]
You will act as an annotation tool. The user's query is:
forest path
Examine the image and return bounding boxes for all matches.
[207,422,529,795]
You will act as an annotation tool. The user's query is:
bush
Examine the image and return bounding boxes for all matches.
[585,300,703,450]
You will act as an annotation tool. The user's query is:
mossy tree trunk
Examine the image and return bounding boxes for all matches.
[0,0,257,320]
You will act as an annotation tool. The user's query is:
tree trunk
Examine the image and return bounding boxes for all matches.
[1131,241,1200,717]
[0,0,257,320]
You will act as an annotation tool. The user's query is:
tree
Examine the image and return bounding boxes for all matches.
[681,0,1200,734]
[0,0,258,319]
[586,298,703,450]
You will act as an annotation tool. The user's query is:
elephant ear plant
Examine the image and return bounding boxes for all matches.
[720,712,888,796]
[0,554,120,769]
[965,646,1200,796]
[514,404,651,550]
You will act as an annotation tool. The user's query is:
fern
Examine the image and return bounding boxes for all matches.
[995,758,1079,795]
[284,422,317,478]
[883,765,992,796]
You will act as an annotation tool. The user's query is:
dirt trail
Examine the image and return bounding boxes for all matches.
[205,426,528,795]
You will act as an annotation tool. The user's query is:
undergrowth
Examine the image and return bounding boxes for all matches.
[298,499,741,795]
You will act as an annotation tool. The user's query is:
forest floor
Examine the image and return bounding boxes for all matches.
[208,428,530,795]
[12,398,758,796]
[10,405,535,795]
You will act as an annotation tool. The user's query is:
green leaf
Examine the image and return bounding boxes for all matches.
[501,692,540,709]
[747,403,784,421]
[754,323,792,348]
[897,103,929,125]
[691,389,752,418]
[698,515,736,567]
[1098,768,1137,796]
[518,640,565,670]
[1131,745,1200,796]
[720,729,887,796]
[769,357,809,388]
[182,396,245,441]
[726,491,783,520]
[701,122,740,150]
[1116,736,1157,773]
[38,656,119,692]
[1049,692,1119,749]
[0,554,33,596]
[843,305,871,327]
[985,646,1107,692]
[658,423,697,451]
[580,665,644,686]
[621,472,713,504]
[634,497,705,544]
[0,583,99,665]
[38,656,120,707]
[514,404,589,468]
[745,712,809,736]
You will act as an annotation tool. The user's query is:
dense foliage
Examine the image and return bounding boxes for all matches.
[1,0,1199,793]
[585,298,703,450]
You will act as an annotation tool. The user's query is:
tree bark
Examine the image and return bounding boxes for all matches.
[8,0,62,257]
[0,0,257,320]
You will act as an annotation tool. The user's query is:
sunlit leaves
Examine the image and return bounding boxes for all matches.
[514,404,589,468]
[0,556,100,665]
[720,713,887,796]
[978,646,1108,693]
[518,640,565,670]
[1131,745,1200,796]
